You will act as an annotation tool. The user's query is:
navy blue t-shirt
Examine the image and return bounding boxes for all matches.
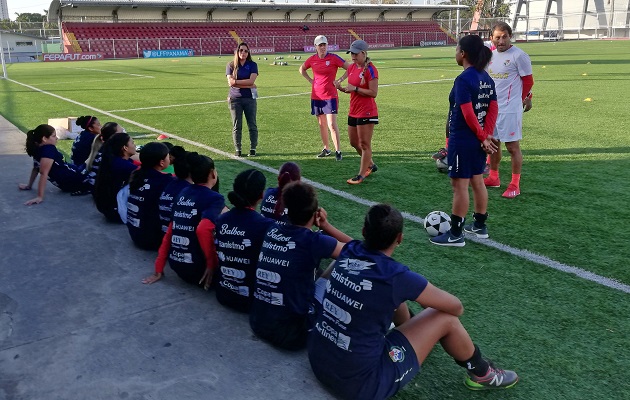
[158,178,191,234]
[448,67,497,145]
[71,130,95,167]
[168,185,225,273]
[126,168,175,250]
[226,60,259,99]
[308,240,428,380]
[35,144,86,192]
[251,224,337,325]
[214,208,276,312]
[260,187,289,224]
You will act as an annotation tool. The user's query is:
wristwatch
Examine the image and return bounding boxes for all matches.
[354,86,359,93]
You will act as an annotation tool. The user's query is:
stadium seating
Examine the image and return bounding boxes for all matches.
[64,21,454,59]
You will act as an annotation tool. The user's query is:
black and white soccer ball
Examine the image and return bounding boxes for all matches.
[436,158,449,173]
[423,211,451,237]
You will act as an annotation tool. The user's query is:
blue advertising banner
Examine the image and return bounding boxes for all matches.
[143,49,194,58]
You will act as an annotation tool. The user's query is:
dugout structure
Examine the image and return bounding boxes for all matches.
[48,0,466,59]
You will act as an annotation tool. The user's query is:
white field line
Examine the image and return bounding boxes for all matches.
[109,78,452,113]
[68,67,155,78]
[35,77,154,86]
[9,77,630,295]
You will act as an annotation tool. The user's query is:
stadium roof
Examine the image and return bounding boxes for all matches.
[49,0,466,18]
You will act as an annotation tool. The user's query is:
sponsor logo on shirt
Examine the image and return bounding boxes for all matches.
[331,269,373,292]
[315,321,351,351]
[337,258,374,275]
[256,268,282,284]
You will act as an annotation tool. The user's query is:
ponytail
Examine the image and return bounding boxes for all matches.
[459,35,492,71]
[25,124,55,157]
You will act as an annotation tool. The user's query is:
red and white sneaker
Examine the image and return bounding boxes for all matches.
[502,184,520,198]
[484,176,501,188]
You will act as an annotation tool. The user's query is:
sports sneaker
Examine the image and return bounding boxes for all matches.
[364,163,378,177]
[248,149,257,157]
[429,230,465,247]
[235,150,243,157]
[484,176,501,188]
[502,184,520,199]
[335,151,342,161]
[432,147,448,160]
[463,224,489,239]
[317,149,332,158]
[464,364,519,390]
[347,175,364,185]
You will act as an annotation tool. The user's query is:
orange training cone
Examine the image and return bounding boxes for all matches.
[157,134,169,140]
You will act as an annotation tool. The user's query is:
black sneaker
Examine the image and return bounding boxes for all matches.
[248,149,256,157]
[463,223,489,239]
[335,151,342,161]
[429,230,465,247]
[364,163,378,177]
[317,149,332,158]
[464,363,519,390]
[432,147,448,160]
[235,150,242,157]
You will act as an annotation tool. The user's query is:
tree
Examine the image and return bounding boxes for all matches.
[15,13,46,23]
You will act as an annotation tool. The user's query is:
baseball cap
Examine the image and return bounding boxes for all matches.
[314,35,328,46]
[347,40,369,54]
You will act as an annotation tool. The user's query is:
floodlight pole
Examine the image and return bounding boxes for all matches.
[456,0,461,38]
[0,31,7,79]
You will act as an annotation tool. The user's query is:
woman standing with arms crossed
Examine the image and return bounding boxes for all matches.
[227,42,259,157]
[430,35,498,247]
[299,35,350,161]
[336,40,379,185]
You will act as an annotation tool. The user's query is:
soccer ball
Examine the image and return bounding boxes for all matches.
[424,211,451,237]
[436,158,448,173]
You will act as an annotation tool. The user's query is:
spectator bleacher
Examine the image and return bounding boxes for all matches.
[64,21,454,58]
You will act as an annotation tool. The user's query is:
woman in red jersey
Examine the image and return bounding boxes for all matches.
[336,40,379,185]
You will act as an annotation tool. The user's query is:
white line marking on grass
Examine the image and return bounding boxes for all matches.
[107,91,311,113]
[9,78,630,295]
[68,67,155,78]
[36,77,154,86]
[109,78,452,113]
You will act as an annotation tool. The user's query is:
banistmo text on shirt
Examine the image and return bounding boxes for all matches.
[217,239,251,251]
[173,209,197,219]
[315,321,351,351]
[261,240,296,253]
[331,269,373,292]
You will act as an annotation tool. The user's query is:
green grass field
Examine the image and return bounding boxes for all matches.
[1,40,629,399]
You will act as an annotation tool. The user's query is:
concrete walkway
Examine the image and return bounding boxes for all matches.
[0,116,334,400]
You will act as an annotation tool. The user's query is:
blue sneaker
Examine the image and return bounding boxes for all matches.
[430,230,465,247]
[463,224,489,239]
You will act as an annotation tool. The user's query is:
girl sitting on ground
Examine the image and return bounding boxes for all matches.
[308,204,518,399]
[158,146,192,234]
[85,122,125,186]
[214,169,276,313]
[126,142,174,250]
[260,162,301,224]
[71,115,102,168]
[19,124,92,205]
[250,181,351,350]
[93,132,137,222]
[143,153,226,288]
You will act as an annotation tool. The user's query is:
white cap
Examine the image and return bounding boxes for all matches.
[314,35,328,46]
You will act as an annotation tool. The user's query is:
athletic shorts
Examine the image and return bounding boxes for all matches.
[311,99,338,115]
[312,328,420,400]
[250,313,310,351]
[447,141,486,179]
[348,116,379,127]
[493,112,523,142]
